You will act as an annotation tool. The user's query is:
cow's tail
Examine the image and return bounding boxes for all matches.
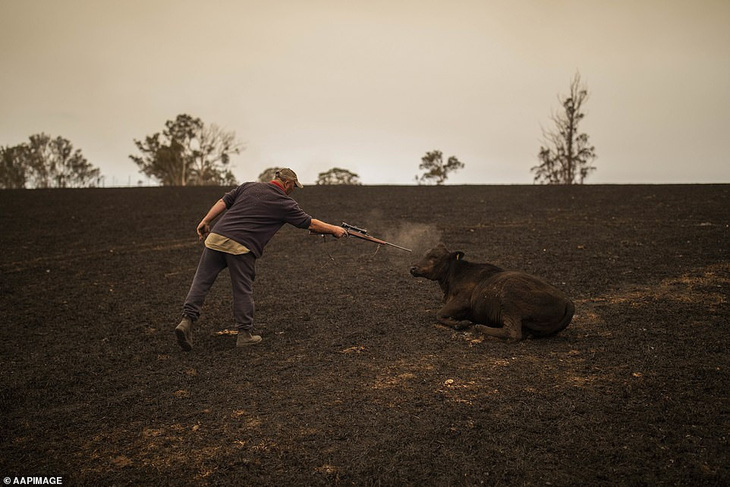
[532,300,575,338]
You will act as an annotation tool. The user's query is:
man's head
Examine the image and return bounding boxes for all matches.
[276,168,303,194]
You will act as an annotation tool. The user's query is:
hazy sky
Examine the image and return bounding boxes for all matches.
[2,0,729,185]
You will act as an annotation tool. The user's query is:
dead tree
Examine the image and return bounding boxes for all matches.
[532,73,596,184]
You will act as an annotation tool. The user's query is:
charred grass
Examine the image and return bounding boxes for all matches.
[1,184,728,486]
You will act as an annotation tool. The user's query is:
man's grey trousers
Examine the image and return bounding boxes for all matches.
[183,248,256,331]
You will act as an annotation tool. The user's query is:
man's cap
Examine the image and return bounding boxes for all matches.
[276,168,303,188]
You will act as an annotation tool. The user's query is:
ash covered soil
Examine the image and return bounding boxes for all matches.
[1,184,728,486]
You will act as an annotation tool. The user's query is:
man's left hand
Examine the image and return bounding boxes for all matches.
[332,226,348,239]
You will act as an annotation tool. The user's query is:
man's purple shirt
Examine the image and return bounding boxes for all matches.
[211,182,312,258]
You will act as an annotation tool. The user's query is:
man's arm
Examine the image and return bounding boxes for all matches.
[197,199,227,240]
[309,218,347,238]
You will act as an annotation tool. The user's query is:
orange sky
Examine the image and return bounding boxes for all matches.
[1,0,729,185]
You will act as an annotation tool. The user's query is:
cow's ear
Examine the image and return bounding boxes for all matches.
[453,251,465,261]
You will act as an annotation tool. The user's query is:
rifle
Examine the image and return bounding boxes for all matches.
[341,222,412,252]
[311,222,412,252]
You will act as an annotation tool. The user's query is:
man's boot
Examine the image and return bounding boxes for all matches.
[236,330,262,347]
[175,317,193,351]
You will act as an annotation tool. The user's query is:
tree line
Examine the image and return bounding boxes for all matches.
[1,73,595,189]
[0,134,102,189]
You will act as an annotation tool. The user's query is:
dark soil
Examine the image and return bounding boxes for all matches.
[1,184,728,486]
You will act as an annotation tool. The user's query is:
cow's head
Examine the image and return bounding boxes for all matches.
[410,243,465,280]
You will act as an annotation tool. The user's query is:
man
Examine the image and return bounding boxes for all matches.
[175,168,347,351]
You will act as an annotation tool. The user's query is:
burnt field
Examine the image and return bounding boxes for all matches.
[1,184,728,486]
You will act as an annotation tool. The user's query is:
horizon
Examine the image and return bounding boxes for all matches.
[3,181,728,190]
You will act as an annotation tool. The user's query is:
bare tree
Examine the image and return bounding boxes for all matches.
[532,72,597,184]
[316,167,361,185]
[416,150,464,185]
[194,124,239,185]
[131,114,241,186]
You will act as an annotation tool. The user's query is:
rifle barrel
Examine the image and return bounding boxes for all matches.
[347,230,412,252]
[383,241,412,252]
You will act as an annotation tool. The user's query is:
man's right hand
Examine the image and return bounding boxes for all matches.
[197,221,211,240]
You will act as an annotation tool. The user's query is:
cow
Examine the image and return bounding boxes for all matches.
[410,243,574,341]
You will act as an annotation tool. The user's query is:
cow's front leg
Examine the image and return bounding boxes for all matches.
[436,299,472,330]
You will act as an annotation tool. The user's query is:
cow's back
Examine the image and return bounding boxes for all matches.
[468,270,573,333]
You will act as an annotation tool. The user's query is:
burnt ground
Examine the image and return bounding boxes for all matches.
[0,184,728,486]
